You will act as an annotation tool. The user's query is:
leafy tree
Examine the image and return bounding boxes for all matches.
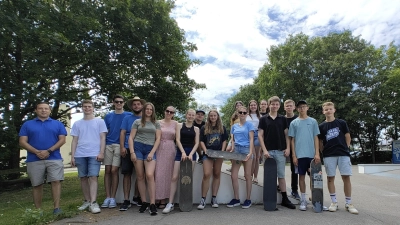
[0,0,204,172]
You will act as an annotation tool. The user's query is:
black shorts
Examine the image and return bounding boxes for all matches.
[121,152,133,174]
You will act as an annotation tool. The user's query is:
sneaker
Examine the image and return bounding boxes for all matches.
[291,191,300,200]
[139,202,149,213]
[299,200,307,211]
[78,201,91,211]
[242,199,252,209]
[227,199,240,208]
[89,202,101,214]
[162,203,174,214]
[53,208,62,215]
[198,154,204,164]
[149,204,157,216]
[329,202,338,212]
[108,198,117,208]
[197,198,206,210]
[101,198,111,208]
[132,196,143,206]
[345,203,359,214]
[119,200,131,211]
[281,198,296,209]
[211,197,219,208]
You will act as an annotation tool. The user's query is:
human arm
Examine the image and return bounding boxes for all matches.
[19,136,48,160]
[345,133,351,148]
[291,137,298,166]
[70,136,78,166]
[244,130,254,161]
[283,128,290,157]
[97,132,106,161]
[258,129,270,158]
[147,128,161,162]
[188,127,200,161]
[314,136,320,163]
[128,128,138,162]
[120,129,127,157]
[175,123,187,160]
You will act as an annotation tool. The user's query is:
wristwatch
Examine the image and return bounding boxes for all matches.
[47,149,52,153]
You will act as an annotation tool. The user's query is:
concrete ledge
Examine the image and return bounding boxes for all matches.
[358,164,400,174]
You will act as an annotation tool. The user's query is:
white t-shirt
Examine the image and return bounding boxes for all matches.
[71,118,108,157]
[246,114,260,129]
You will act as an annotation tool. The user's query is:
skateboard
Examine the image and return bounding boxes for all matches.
[179,159,192,212]
[206,149,247,161]
[310,159,323,213]
[263,158,277,211]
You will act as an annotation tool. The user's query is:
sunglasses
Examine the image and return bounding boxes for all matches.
[114,101,124,104]
[165,110,175,114]
[238,111,247,115]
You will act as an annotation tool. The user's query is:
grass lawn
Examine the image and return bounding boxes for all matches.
[0,171,106,225]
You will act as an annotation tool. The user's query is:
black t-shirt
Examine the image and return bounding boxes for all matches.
[286,114,298,127]
[200,126,228,151]
[258,114,288,150]
[194,121,205,130]
[318,119,351,157]
[260,112,268,116]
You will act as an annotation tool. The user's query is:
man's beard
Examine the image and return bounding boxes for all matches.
[133,109,142,114]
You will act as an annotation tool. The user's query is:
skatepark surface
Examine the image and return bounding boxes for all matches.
[54,163,400,225]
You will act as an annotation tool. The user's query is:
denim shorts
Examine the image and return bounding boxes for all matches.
[324,156,352,176]
[269,150,286,178]
[254,131,260,147]
[175,147,197,161]
[234,145,250,155]
[297,157,313,175]
[75,157,101,177]
[134,141,156,161]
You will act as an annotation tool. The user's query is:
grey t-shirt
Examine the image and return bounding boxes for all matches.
[131,119,161,145]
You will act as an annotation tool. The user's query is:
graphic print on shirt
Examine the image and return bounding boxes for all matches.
[326,127,340,141]
[207,133,221,148]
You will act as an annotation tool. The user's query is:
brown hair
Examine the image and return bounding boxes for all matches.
[268,96,281,105]
[204,109,224,135]
[82,99,94,107]
[247,100,260,120]
[141,102,157,127]
[113,94,124,101]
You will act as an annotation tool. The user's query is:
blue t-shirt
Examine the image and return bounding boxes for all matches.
[105,111,132,145]
[19,118,67,162]
[288,117,320,158]
[120,114,141,148]
[231,122,255,147]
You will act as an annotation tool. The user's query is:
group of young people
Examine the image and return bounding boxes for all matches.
[18,94,358,216]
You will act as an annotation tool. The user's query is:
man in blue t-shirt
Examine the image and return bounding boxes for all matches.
[118,96,145,211]
[19,102,67,215]
[101,95,132,209]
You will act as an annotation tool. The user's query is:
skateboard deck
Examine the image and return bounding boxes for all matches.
[263,158,277,211]
[206,149,247,161]
[310,159,323,213]
[179,160,193,212]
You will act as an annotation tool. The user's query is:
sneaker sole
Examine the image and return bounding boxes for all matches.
[197,206,205,210]
[101,205,109,208]
[242,205,251,209]
[108,205,117,209]
[211,205,219,208]
[226,204,240,208]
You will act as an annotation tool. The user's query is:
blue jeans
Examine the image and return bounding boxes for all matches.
[75,157,101,177]
[269,150,286,178]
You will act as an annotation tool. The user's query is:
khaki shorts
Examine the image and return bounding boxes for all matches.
[27,160,64,187]
[104,144,121,167]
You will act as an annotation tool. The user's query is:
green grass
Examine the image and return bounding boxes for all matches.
[0,171,106,225]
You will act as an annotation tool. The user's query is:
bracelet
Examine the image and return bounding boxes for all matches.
[47,149,52,153]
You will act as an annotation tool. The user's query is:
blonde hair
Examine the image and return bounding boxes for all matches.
[284,99,295,106]
[204,109,224,135]
[322,102,335,108]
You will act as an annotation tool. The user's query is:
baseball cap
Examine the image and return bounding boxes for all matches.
[296,100,308,107]
[196,109,205,114]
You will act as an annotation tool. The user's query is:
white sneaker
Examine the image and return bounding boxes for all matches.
[299,200,307,211]
[345,203,359,214]
[78,201,91,211]
[329,202,338,212]
[89,202,101,214]
[101,198,111,208]
[197,198,206,210]
[211,197,219,208]
[162,203,174,214]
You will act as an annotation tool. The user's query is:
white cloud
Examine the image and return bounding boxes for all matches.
[173,0,400,107]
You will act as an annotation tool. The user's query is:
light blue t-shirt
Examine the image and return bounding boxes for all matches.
[288,117,320,158]
[104,111,132,144]
[71,118,108,157]
[231,121,255,147]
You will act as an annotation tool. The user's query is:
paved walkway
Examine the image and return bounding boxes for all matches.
[53,163,400,225]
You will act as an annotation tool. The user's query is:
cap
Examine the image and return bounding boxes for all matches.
[296,100,308,107]
[127,97,146,110]
[196,109,206,115]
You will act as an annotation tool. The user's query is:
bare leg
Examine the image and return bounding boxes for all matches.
[327,176,336,194]
[342,175,351,197]
[299,175,306,194]
[89,176,98,203]
[212,159,223,196]
[243,160,252,199]
[123,173,132,200]
[230,161,241,199]
[104,165,112,198]
[168,162,180,203]
[32,185,43,209]
[252,147,261,181]
[51,181,61,209]
[144,160,156,204]
[201,159,213,197]
[110,166,119,198]
[134,160,147,202]
[278,177,286,193]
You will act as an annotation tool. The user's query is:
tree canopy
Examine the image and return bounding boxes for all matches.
[0,0,204,171]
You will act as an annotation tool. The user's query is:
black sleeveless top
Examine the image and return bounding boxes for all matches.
[180,123,195,148]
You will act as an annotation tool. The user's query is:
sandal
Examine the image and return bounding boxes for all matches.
[252,178,258,184]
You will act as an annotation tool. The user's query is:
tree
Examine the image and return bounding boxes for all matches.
[0,0,204,172]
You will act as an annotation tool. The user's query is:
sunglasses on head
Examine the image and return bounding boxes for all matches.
[165,110,175,114]
[114,101,124,104]
[238,111,247,115]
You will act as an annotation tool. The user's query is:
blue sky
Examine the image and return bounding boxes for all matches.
[172,0,400,107]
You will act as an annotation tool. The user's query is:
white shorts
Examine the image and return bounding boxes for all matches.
[104,144,121,167]
[323,156,352,177]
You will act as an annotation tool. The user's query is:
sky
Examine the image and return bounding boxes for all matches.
[171,0,400,107]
